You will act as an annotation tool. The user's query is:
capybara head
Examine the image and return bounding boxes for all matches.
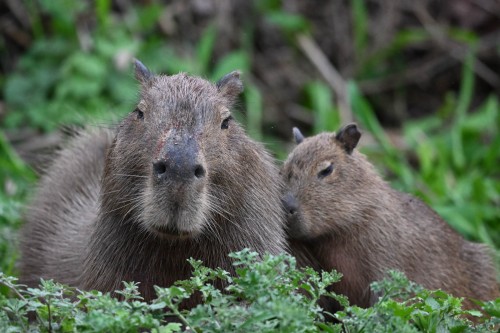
[101,60,247,240]
[280,124,382,239]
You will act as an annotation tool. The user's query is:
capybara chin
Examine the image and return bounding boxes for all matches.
[282,124,498,309]
[19,60,287,306]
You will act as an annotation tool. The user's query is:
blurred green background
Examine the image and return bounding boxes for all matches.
[0,0,499,279]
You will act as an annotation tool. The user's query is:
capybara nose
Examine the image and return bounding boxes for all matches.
[153,158,206,181]
[282,193,299,215]
[153,131,206,182]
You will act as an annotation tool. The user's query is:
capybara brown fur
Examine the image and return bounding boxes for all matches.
[19,60,287,306]
[281,124,498,309]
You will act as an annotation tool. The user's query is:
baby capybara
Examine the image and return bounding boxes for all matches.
[282,124,498,309]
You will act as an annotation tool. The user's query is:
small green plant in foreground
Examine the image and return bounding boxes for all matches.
[0,250,345,332]
[335,270,499,333]
[1,250,499,332]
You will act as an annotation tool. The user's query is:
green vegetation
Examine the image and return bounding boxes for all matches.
[1,250,499,332]
[348,68,500,247]
[0,0,498,331]
[0,133,35,277]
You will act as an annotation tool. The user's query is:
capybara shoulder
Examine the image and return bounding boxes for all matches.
[20,128,113,287]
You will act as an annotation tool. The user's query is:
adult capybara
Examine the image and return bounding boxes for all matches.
[20,60,287,306]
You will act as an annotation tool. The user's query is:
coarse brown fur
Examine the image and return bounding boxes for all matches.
[19,61,287,306]
[281,124,498,310]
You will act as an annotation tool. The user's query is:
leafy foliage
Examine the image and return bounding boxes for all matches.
[336,271,499,333]
[0,133,35,279]
[347,59,500,247]
[0,250,344,332]
[1,252,498,332]
[2,3,252,132]
[0,0,498,331]
[257,2,499,250]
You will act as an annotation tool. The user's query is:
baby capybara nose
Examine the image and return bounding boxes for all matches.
[282,193,299,215]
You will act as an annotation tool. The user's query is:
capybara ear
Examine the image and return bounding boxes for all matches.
[216,71,243,105]
[293,127,305,145]
[134,59,153,84]
[335,123,361,154]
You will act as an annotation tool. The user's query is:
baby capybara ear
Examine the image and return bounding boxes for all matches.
[216,71,243,105]
[335,123,361,154]
[293,127,305,144]
[133,59,153,84]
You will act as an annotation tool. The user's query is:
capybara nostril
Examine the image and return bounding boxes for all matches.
[194,164,206,179]
[153,159,167,177]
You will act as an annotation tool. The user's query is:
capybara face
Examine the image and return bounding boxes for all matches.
[103,61,244,240]
[281,124,367,240]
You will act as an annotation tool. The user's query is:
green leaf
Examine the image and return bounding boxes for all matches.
[196,25,217,75]
[265,12,309,34]
[352,0,368,59]
[95,0,111,27]
[451,50,475,170]
[211,51,250,82]
[244,84,263,140]
[347,81,392,151]
[306,81,340,133]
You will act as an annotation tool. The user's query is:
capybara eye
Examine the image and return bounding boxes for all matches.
[19,62,291,308]
[135,108,144,120]
[317,163,333,179]
[221,116,232,129]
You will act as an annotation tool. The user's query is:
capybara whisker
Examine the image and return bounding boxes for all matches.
[19,61,287,308]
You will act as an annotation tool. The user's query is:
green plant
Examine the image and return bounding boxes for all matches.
[256,0,309,37]
[304,81,340,134]
[0,1,498,331]
[1,252,499,332]
[348,54,500,247]
[3,14,139,130]
[0,132,35,278]
[351,0,368,63]
[335,271,498,333]
[2,3,253,133]
[0,273,182,333]
[0,250,345,332]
